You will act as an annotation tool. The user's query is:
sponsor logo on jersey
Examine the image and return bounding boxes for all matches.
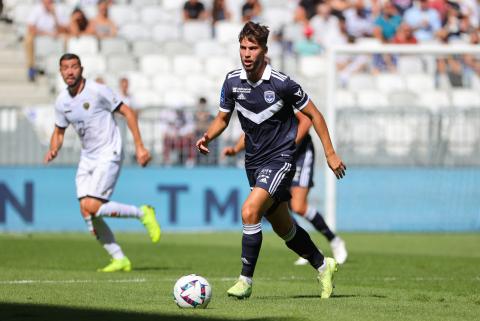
[259,177,268,184]
[220,87,225,105]
[237,93,246,100]
[264,91,275,103]
[83,102,90,110]
[232,87,251,94]
[294,88,303,97]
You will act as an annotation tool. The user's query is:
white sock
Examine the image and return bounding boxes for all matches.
[93,217,125,260]
[317,260,327,273]
[239,275,253,285]
[96,201,143,219]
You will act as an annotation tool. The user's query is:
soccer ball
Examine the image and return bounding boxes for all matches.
[173,274,212,308]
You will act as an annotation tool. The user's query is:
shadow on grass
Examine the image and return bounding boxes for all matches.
[0,302,295,321]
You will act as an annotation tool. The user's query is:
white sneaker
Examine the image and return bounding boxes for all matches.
[330,237,348,264]
[293,257,309,266]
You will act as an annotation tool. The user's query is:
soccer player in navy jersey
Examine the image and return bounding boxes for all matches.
[223,111,348,265]
[196,21,346,299]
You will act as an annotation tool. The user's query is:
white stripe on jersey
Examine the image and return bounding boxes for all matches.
[235,100,284,124]
[299,149,313,187]
[269,162,291,195]
[271,70,287,81]
[227,69,242,79]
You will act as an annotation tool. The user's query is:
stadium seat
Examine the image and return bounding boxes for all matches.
[164,90,196,108]
[67,36,99,55]
[182,21,212,43]
[383,118,415,156]
[34,36,63,59]
[119,24,151,41]
[397,56,424,74]
[298,56,327,78]
[356,90,389,109]
[80,54,107,77]
[81,4,97,19]
[350,120,383,156]
[125,72,151,92]
[131,0,160,6]
[335,90,356,109]
[262,7,293,31]
[110,5,139,25]
[162,0,185,10]
[282,23,304,43]
[0,109,17,132]
[388,91,419,108]
[194,41,228,58]
[451,89,480,109]
[152,23,181,42]
[12,4,34,25]
[376,73,406,93]
[205,56,236,77]
[107,55,137,74]
[132,40,161,56]
[417,90,451,111]
[347,73,375,91]
[100,38,129,56]
[140,6,170,25]
[163,41,194,55]
[133,89,163,108]
[405,73,435,93]
[215,22,243,43]
[139,54,170,75]
[446,115,477,156]
[173,55,203,75]
[184,74,215,95]
[152,74,184,92]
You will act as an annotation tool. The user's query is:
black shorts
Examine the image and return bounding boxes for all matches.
[246,159,295,202]
[292,141,315,188]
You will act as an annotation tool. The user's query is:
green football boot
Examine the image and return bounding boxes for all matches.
[97,257,132,272]
[227,278,252,299]
[317,257,338,298]
[140,205,161,243]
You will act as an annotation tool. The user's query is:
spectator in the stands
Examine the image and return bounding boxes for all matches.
[69,7,89,37]
[373,0,402,42]
[310,2,343,48]
[25,0,69,81]
[391,0,413,15]
[437,0,470,43]
[241,0,262,23]
[118,77,139,116]
[86,0,117,38]
[344,0,375,38]
[391,22,418,43]
[183,0,208,21]
[403,0,442,42]
[194,97,216,165]
[294,25,323,56]
[212,0,231,24]
[294,0,322,23]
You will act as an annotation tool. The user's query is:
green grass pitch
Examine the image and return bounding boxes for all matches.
[0,232,479,321]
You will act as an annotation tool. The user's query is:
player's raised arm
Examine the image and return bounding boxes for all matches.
[44,126,66,163]
[196,111,232,155]
[117,103,151,167]
[300,101,346,179]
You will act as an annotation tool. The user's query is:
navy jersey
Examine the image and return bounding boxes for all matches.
[220,65,309,169]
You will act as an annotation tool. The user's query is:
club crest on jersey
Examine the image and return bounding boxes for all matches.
[83,102,90,110]
[264,91,275,103]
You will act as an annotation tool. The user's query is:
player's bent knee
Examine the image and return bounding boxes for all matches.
[290,202,307,216]
[241,203,261,224]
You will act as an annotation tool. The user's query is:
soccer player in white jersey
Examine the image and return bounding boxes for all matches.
[44,53,161,272]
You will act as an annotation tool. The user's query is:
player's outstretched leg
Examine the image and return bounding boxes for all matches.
[95,201,161,243]
[93,217,132,272]
[140,205,161,243]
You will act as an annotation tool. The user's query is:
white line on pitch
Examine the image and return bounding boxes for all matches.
[0,278,146,285]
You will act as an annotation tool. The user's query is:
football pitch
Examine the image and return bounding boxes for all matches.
[0,232,479,321]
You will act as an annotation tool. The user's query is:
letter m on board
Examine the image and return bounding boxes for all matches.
[205,189,239,223]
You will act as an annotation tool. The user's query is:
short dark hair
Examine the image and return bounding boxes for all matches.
[59,53,81,66]
[238,21,269,49]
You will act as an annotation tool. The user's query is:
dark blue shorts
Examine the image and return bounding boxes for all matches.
[292,140,315,188]
[246,159,295,202]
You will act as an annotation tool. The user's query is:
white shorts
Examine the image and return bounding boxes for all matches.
[76,157,122,200]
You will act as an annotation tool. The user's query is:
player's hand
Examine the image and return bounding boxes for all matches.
[327,153,346,179]
[136,146,151,167]
[222,146,236,157]
[44,149,58,164]
[196,133,210,155]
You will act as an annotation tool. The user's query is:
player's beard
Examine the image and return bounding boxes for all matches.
[243,54,265,79]
[67,75,83,90]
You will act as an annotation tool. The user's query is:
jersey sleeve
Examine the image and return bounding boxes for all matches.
[54,100,69,129]
[219,77,234,113]
[285,77,310,111]
[98,84,123,112]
